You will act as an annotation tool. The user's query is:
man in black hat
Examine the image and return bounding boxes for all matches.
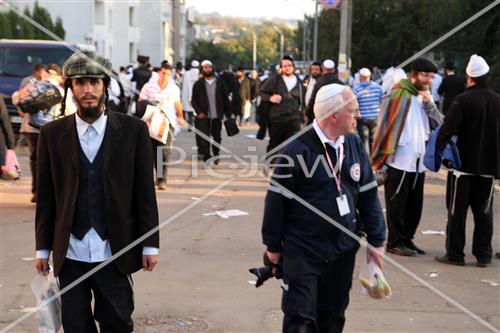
[437,62,466,115]
[131,55,152,100]
[372,58,443,257]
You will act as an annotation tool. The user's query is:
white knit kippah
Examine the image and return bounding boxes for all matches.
[314,83,347,119]
[466,54,489,78]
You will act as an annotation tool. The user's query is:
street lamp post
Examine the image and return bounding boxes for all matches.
[242,27,257,69]
[273,26,284,59]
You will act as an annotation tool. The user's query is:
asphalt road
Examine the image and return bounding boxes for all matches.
[1,124,499,332]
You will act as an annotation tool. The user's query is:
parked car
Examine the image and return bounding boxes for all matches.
[0,39,92,134]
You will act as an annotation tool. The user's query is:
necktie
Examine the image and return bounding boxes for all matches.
[325,144,338,172]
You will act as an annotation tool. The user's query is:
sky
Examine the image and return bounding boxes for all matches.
[185,0,317,20]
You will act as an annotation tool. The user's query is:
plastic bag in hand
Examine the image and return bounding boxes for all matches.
[31,270,62,333]
[359,257,392,299]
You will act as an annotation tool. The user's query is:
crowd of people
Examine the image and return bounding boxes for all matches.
[0,50,498,333]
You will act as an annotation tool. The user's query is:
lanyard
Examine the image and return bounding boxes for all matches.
[323,142,344,194]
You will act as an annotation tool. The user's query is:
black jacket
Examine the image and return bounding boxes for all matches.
[262,128,386,260]
[132,66,152,94]
[232,77,251,116]
[0,96,15,165]
[250,78,261,100]
[305,73,344,123]
[35,112,159,276]
[437,84,500,178]
[437,74,466,115]
[260,74,304,123]
[191,78,231,119]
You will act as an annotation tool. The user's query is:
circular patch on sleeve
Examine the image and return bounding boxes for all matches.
[350,163,361,182]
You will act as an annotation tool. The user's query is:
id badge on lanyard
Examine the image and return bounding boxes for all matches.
[323,143,351,217]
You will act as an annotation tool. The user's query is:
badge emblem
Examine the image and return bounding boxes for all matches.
[350,163,361,182]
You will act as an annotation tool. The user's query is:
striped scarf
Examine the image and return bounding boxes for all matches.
[371,79,418,170]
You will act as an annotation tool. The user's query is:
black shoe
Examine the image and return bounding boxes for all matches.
[30,195,36,203]
[495,252,500,260]
[387,246,417,256]
[406,241,426,255]
[476,259,491,268]
[157,181,167,191]
[434,254,465,266]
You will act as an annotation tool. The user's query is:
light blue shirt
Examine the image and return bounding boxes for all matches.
[36,112,158,262]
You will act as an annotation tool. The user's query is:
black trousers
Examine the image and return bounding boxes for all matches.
[194,118,222,162]
[281,247,358,333]
[356,118,377,154]
[26,133,38,195]
[58,258,134,333]
[384,166,425,249]
[267,119,301,161]
[151,134,173,183]
[444,171,494,262]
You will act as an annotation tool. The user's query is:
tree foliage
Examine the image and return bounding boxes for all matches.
[189,23,297,70]
[0,1,65,40]
[303,0,499,89]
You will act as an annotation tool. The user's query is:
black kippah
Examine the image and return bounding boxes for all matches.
[411,58,437,73]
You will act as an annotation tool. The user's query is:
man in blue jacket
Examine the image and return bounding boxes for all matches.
[261,83,386,332]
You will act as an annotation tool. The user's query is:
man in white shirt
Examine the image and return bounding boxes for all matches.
[35,51,159,332]
[139,63,184,190]
[305,61,322,107]
[373,58,442,257]
[181,60,200,131]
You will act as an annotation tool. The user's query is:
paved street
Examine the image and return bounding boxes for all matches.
[1,124,499,332]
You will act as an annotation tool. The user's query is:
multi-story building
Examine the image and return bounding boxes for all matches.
[2,0,187,69]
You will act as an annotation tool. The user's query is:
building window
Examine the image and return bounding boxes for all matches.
[129,6,135,27]
[129,42,136,63]
[95,2,104,25]
[108,9,112,31]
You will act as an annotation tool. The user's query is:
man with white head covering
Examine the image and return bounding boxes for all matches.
[435,55,500,267]
[353,67,384,153]
[181,60,200,130]
[305,59,344,124]
[191,59,231,165]
[261,83,386,332]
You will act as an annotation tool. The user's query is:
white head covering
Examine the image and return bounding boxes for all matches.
[191,60,200,68]
[314,83,348,120]
[201,60,213,67]
[359,68,371,77]
[323,59,335,69]
[466,54,489,78]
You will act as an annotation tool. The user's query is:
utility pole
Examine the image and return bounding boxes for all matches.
[274,26,284,59]
[313,0,319,61]
[242,27,257,69]
[338,0,352,83]
[302,16,307,61]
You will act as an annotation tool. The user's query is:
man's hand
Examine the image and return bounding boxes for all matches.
[269,94,282,104]
[178,118,185,126]
[418,90,433,104]
[142,255,159,272]
[197,113,206,120]
[367,246,385,268]
[266,251,282,276]
[35,259,49,276]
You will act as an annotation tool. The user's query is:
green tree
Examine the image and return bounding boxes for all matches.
[20,7,35,39]
[0,12,13,38]
[54,17,65,39]
[31,0,54,39]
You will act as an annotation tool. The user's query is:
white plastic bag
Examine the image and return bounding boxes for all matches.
[359,252,392,299]
[142,105,171,144]
[31,270,62,333]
